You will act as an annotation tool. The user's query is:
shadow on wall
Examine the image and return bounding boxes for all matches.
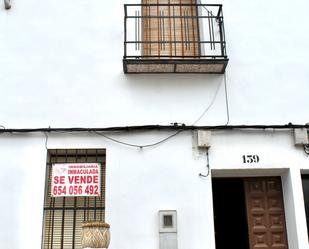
[122,73,225,98]
[123,73,223,87]
[119,73,227,112]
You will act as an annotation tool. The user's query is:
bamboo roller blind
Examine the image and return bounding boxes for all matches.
[142,0,200,57]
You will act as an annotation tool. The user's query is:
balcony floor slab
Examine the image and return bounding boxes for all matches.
[123,59,229,74]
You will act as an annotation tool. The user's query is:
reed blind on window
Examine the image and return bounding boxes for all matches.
[42,149,106,249]
[142,0,200,58]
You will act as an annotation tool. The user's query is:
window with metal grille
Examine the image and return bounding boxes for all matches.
[42,149,106,249]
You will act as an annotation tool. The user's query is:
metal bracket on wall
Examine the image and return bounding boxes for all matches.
[196,130,211,177]
[4,0,11,9]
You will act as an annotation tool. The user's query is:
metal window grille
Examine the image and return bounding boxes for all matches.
[123,2,228,73]
[42,149,106,249]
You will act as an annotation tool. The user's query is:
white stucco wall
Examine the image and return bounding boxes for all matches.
[0,130,308,249]
[0,0,309,127]
[0,0,309,249]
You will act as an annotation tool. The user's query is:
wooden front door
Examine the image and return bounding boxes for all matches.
[244,178,289,249]
[142,0,200,58]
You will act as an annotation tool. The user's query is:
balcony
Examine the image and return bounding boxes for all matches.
[123,3,228,74]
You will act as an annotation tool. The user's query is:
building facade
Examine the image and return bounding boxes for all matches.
[1,0,309,249]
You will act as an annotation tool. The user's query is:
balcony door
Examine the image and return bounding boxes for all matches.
[142,0,200,58]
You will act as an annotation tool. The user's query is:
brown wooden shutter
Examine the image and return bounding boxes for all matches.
[42,149,106,249]
[142,0,200,58]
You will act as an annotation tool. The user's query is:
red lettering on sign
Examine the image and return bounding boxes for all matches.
[93,175,98,184]
[68,176,96,184]
[54,176,65,184]
[52,163,101,197]
[68,176,74,184]
[54,176,59,184]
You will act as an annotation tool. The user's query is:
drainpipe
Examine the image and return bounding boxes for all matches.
[4,0,11,9]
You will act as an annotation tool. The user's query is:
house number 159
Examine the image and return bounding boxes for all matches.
[242,155,260,164]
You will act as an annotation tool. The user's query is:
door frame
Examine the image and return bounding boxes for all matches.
[211,168,298,249]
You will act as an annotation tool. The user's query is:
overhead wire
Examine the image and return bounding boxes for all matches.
[90,74,226,149]
[0,74,226,149]
[2,124,308,133]
[0,1,230,149]
[197,0,215,16]
[92,129,184,149]
[304,145,309,156]
[192,79,223,125]
[0,125,5,137]
[44,132,49,150]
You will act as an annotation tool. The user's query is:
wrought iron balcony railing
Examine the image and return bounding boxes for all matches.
[123,3,228,74]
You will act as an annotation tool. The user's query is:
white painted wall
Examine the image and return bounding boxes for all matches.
[1,0,309,127]
[0,130,308,249]
[0,0,309,249]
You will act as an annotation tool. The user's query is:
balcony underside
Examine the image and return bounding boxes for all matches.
[123,58,229,74]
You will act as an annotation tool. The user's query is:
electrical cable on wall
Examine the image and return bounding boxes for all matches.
[192,72,230,126]
[1,124,309,133]
[43,125,199,150]
[0,72,230,149]
[35,72,228,150]
[0,125,5,137]
[1,124,309,150]
[199,147,210,177]
[198,0,214,16]
[44,132,49,150]
[192,80,223,125]
[92,128,184,149]
[69,73,227,149]
[304,145,309,156]
[0,0,231,150]
[90,73,227,149]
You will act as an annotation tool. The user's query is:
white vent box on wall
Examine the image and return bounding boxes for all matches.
[159,210,178,249]
[197,130,211,148]
[294,128,309,145]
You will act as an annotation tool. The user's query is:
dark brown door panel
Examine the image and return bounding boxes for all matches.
[244,177,288,249]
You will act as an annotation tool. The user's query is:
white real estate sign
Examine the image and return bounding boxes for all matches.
[51,163,101,197]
